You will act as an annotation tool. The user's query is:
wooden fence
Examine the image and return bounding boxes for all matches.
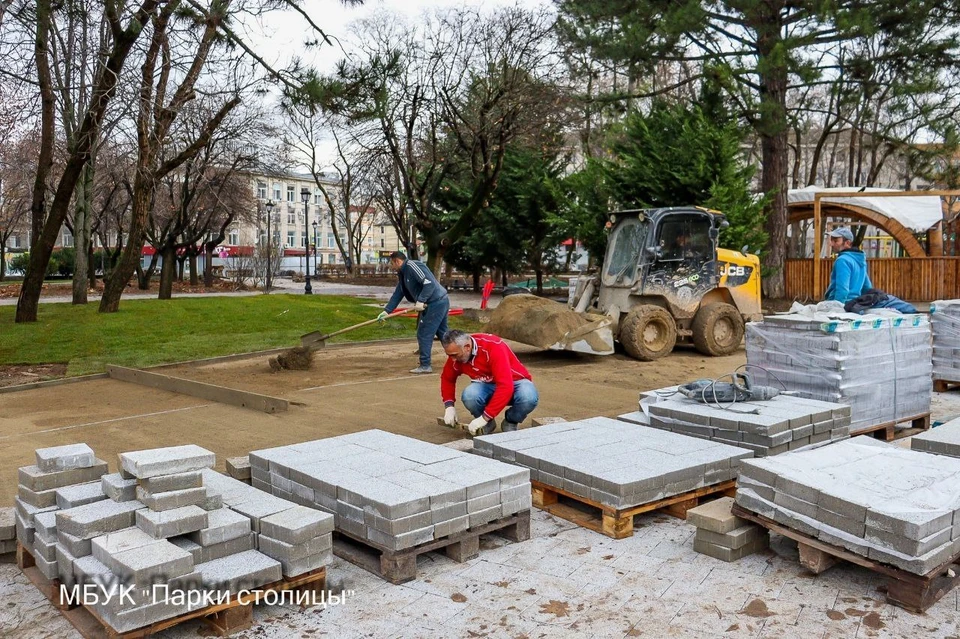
[784,257,960,302]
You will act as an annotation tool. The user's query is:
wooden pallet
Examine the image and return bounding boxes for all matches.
[333,510,530,584]
[934,379,960,393]
[531,479,737,540]
[730,504,960,614]
[850,412,931,441]
[18,542,326,638]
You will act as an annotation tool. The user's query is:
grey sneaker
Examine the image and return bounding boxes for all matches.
[409,365,433,374]
[502,421,518,432]
[482,419,498,435]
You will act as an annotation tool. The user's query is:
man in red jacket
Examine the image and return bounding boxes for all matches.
[439,329,539,436]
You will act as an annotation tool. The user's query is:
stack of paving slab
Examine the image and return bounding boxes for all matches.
[931,300,960,384]
[910,416,960,459]
[15,443,332,634]
[735,436,960,574]
[249,430,531,552]
[15,444,110,585]
[688,496,769,561]
[745,311,932,434]
[618,386,851,456]
[1,507,17,558]
[473,417,752,510]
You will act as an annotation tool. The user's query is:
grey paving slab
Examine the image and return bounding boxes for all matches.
[119,445,215,479]
[55,481,106,510]
[187,507,251,546]
[912,416,960,458]
[258,533,331,563]
[136,505,208,539]
[138,470,203,493]
[259,505,333,545]
[101,473,138,502]
[195,549,282,592]
[55,499,144,540]
[35,443,96,472]
[18,460,108,492]
[136,486,207,512]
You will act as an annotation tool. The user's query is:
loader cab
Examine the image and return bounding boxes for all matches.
[603,208,720,291]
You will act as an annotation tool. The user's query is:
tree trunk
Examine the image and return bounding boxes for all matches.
[535,267,543,296]
[472,269,480,292]
[756,7,789,300]
[203,244,215,286]
[177,256,185,282]
[88,244,96,289]
[72,162,94,304]
[0,243,5,281]
[189,251,199,285]
[158,244,176,299]
[101,170,153,311]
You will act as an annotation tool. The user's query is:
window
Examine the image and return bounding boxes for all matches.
[287,231,295,247]
[301,231,308,248]
[288,212,295,224]
[257,182,267,199]
[314,192,323,205]
[286,185,295,202]
[603,218,648,285]
[380,238,385,248]
[229,230,239,245]
[273,183,281,200]
[11,235,21,249]
[327,233,335,248]
[62,231,74,248]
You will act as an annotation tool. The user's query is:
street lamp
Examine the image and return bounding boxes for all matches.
[301,187,312,294]
[264,200,274,292]
[311,219,319,275]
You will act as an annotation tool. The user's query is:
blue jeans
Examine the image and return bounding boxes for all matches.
[461,380,539,425]
[418,295,449,368]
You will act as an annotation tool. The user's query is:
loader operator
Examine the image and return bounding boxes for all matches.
[377,251,449,374]
[439,330,539,436]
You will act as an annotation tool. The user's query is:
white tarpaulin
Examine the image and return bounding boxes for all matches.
[789,186,943,232]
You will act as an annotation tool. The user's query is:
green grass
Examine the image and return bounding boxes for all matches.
[0,294,478,376]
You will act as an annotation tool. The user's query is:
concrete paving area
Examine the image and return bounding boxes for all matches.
[3,341,960,638]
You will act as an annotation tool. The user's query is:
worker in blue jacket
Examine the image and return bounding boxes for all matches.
[824,227,873,304]
[378,251,449,373]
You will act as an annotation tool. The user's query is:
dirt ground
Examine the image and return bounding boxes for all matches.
[0,339,744,502]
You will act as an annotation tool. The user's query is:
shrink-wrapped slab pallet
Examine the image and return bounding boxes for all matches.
[745,312,931,434]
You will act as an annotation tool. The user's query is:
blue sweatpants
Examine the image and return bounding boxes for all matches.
[418,295,449,368]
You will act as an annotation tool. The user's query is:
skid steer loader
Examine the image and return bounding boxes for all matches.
[487,207,763,360]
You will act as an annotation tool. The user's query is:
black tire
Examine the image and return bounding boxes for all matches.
[619,305,677,361]
[692,302,745,356]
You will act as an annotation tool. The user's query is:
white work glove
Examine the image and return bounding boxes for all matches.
[443,406,457,427]
[413,301,426,312]
[376,311,388,323]
[467,416,489,436]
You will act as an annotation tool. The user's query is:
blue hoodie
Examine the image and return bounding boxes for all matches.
[824,249,872,304]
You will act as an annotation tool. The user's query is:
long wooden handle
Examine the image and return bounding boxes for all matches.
[322,308,409,339]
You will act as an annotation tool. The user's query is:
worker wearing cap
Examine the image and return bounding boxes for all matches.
[377,251,449,374]
[439,329,538,436]
[824,227,873,304]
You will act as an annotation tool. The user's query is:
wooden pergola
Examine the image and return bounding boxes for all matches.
[806,190,960,299]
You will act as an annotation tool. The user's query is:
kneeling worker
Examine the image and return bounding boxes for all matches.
[439,329,539,436]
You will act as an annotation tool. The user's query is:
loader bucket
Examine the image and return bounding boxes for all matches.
[486,294,615,356]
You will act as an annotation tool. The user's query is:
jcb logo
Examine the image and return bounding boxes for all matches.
[721,265,746,277]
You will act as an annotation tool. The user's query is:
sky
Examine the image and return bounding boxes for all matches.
[241,0,548,77]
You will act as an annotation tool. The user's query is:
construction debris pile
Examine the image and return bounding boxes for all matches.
[250,430,530,552]
[910,417,960,459]
[16,443,333,634]
[931,300,960,385]
[473,417,751,509]
[619,387,851,456]
[736,437,960,574]
[687,497,769,562]
[745,311,932,433]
